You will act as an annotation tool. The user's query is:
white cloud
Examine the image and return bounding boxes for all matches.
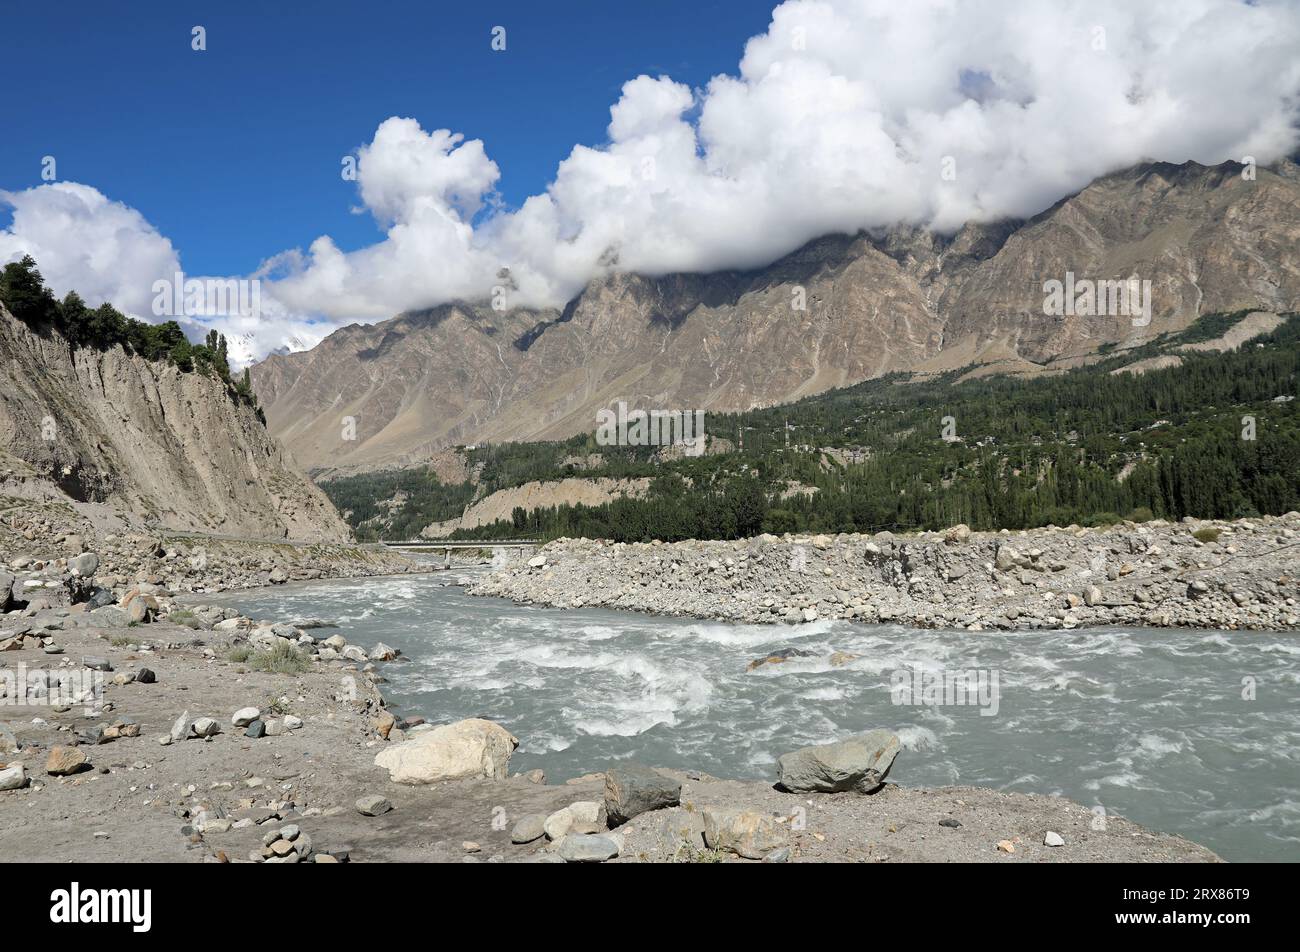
[4,0,1299,363]
[0,182,180,318]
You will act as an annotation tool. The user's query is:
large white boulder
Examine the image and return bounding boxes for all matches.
[373,718,518,784]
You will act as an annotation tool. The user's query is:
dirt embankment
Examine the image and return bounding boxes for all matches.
[421,477,651,538]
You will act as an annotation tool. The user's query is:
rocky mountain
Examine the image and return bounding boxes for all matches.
[0,303,352,542]
[252,159,1300,474]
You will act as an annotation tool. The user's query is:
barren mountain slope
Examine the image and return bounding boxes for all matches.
[252,159,1300,473]
[0,304,352,541]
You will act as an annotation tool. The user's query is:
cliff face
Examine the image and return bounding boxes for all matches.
[252,159,1300,474]
[0,304,352,542]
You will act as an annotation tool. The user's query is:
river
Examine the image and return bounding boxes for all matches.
[200,569,1300,861]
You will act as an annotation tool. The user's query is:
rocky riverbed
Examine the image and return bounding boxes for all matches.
[470,515,1300,631]
[0,549,1221,862]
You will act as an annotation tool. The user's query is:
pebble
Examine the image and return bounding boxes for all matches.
[1044,831,1065,847]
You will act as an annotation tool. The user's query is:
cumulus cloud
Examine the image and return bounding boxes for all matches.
[0,182,181,318]
[4,0,1299,362]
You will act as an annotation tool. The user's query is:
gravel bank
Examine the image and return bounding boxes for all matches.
[469,515,1300,631]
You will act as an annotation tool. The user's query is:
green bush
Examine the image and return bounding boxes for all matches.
[248,641,312,675]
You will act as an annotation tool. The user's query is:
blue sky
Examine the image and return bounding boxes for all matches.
[0,0,775,277]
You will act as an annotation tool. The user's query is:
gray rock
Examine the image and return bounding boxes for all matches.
[355,795,392,817]
[777,729,900,794]
[69,553,99,577]
[646,809,707,860]
[81,656,112,672]
[190,717,220,738]
[510,814,546,843]
[169,710,192,743]
[558,833,619,863]
[244,720,266,739]
[604,763,682,826]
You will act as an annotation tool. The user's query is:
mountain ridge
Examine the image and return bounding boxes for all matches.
[252,158,1300,474]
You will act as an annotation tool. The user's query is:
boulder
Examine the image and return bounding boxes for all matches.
[0,763,27,791]
[558,834,619,863]
[510,814,546,844]
[122,593,158,624]
[232,707,260,727]
[701,806,788,860]
[747,647,816,671]
[604,764,681,826]
[373,718,518,784]
[169,710,192,743]
[544,801,607,840]
[369,642,400,661]
[191,717,221,738]
[776,729,900,794]
[46,745,88,776]
[644,809,707,860]
[69,553,99,577]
